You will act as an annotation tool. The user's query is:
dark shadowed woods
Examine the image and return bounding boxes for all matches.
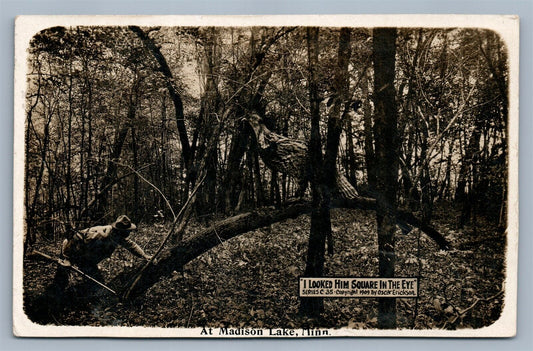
[23,26,508,329]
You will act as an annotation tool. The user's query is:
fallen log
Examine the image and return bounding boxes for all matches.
[112,202,312,298]
[113,199,449,299]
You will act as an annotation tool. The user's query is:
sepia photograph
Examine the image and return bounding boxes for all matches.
[13,15,518,337]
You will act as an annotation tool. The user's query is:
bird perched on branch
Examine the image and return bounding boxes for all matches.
[244,113,359,201]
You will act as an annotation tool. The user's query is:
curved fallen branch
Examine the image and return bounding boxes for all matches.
[112,198,449,299]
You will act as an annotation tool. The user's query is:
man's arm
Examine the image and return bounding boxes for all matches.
[115,234,151,260]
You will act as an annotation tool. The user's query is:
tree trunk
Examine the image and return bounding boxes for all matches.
[131,127,140,219]
[455,126,481,229]
[420,122,433,224]
[300,27,329,317]
[197,29,221,217]
[362,71,377,195]
[129,26,193,177]
[345,120,357,186]
[252,147,265,206]
[324,27,352,254]
[24,62,43,251]
[270,170,282,207]
[93,100,134,222]
[27,110,53,240]
[223,125,249,211]
[372,27,399,329]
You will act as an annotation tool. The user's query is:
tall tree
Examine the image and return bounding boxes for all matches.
[300,27,352,316]
[324,27,352,253]
[299,27,329,317]
[372,27,399,329]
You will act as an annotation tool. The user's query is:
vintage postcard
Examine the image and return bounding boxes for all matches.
[13,15,519,337]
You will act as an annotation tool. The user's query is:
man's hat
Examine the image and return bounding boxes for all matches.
[112,215,137,231]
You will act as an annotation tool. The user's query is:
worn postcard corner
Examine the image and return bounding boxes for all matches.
[14,15,518,338]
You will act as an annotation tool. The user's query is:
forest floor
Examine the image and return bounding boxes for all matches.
[23,205,506,330]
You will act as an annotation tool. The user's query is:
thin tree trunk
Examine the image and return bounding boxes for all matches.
[373,27,399,329]
[24,59,43,251]
[253,148,265,206]
[455,126,481,229]
[131,127,140,219]
[270,170,282,207]
[65,72,73,227]
[83,72,93,220]
[345,121,357,186]
[28,110,53,240]
[362,72,377,195]
[420,121,433,224]
[94,100,134,222]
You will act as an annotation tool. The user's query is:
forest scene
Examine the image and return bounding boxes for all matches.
[21,24,509,332]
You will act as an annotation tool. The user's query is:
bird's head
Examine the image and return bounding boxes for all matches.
[244,113,262,127]
[241,113,264,139]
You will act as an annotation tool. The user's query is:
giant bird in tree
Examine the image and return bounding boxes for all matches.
[244,112,358,200]
[243,111,451,250]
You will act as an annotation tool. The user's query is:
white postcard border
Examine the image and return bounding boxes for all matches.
[13,14,519,338]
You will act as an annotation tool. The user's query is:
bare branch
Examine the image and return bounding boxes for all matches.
[123,174,207,299]
[110,160,177,221]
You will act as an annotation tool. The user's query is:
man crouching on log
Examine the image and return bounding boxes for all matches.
[53,215,152,294]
